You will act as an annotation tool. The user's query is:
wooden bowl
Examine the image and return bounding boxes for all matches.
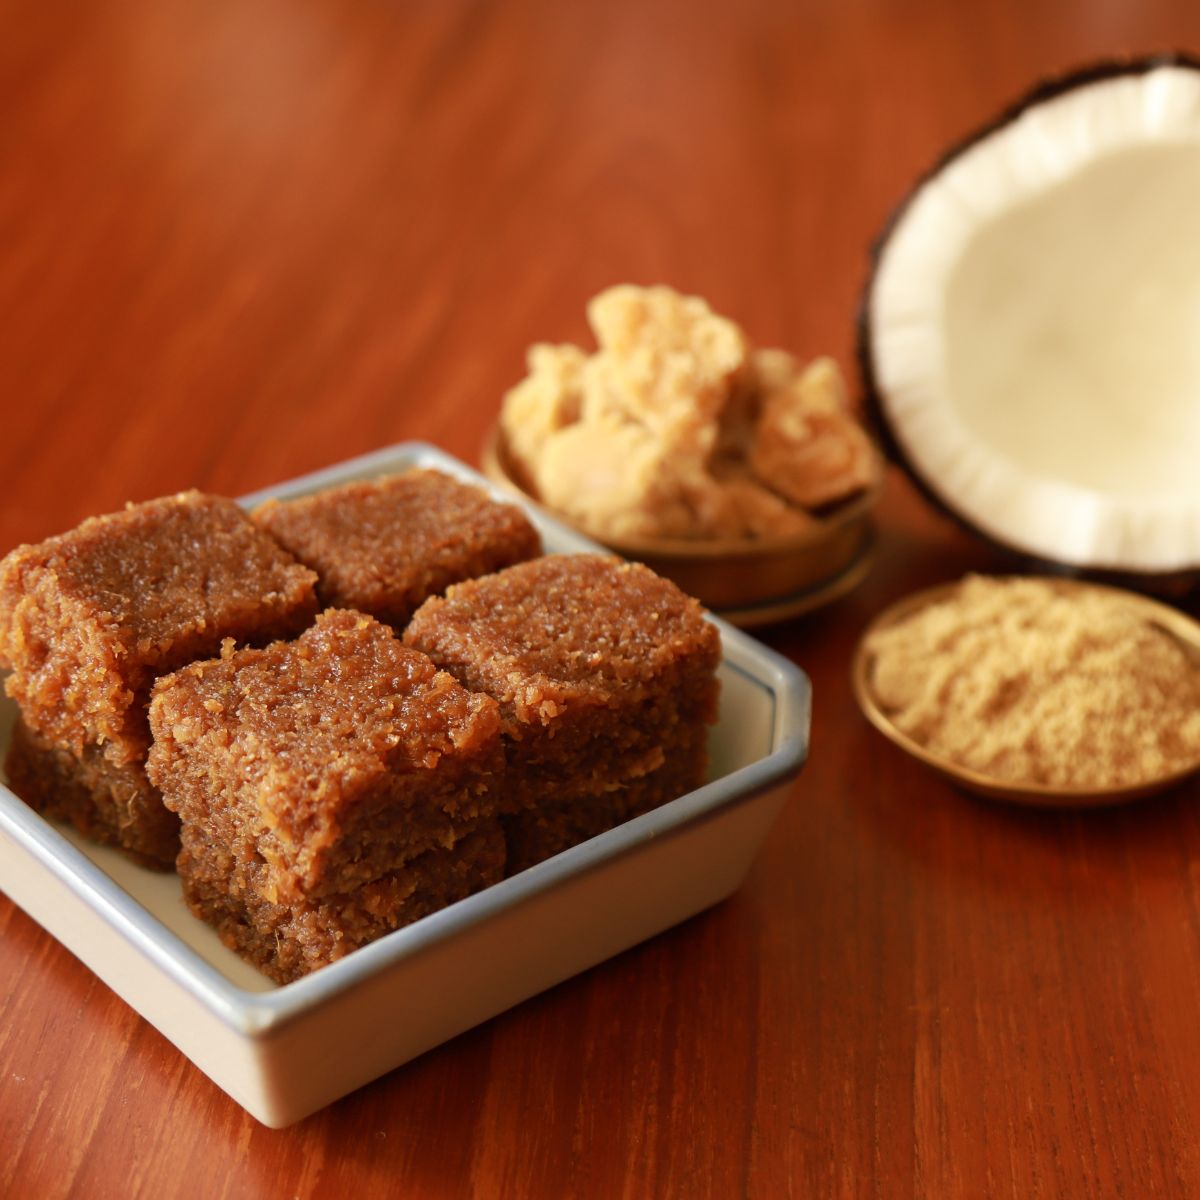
[852,578,1200,808]
[481,424,883,623]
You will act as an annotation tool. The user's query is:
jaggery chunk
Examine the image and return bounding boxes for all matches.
[147,609,504,902]
[405,555,721,866]
[501,733,708,875]
[252,470,541,630]
[581,284,749,458]
[500,285,875,541]
[406,554,721,725]
[4,719,179,869]
[749,357,878,509]
[180,822,506,984]
[0,491,318,766]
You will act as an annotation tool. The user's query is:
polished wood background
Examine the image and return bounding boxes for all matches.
[3,1,1200,1196]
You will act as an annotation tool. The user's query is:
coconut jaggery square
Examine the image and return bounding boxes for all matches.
[501,746,706,876]
[404,554,722,847]
[252,470,542,631]
[147,608,504,909]
[4,719,179,869]
[0,491,318,768]
[179,822,506,983]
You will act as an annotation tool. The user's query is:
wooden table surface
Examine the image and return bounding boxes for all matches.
[4,1,1200,1196]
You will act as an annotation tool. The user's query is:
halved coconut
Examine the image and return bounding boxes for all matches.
[860,55,1200,574]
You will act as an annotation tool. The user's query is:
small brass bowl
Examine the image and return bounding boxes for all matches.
[852,578,1200,808]
[482,424,883,623]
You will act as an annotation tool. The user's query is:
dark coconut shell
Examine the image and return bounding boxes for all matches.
[856,52,1200,596]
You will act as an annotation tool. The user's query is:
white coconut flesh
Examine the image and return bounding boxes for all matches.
[867,63,1200,571]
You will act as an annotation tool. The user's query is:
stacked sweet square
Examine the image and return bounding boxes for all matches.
[147,609,506,982]
[0,468,721,982]
[405,555,722,873]
[0,492,319,866]
[253,469,542,631]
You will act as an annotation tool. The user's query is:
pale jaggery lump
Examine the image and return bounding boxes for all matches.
[147,609,506,979]
[499,285,876,541]
[404,554,722,870]
[5,719,179,869]
[866,576,1200,789]
[0,490,319,767]
[252,470,542,630]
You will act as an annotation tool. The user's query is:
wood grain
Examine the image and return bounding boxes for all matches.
[3,0,1200,1196]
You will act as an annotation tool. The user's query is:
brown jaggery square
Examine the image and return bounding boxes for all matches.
[4,718,180,869]
[147,608,504,903]
[179,821,506,983]
[404,553,722,822]
[501,750,705,876]
[252,470,542,631]
[0,491,318,767]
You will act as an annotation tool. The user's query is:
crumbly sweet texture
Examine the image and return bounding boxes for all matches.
[147,608,507,980]
[253,470,541,630]
[179,821,506,984]
[148,608,504,902]
[4,718,180,869]
[749,358,880,509]
[500,284,875,541]
[501,750,704,875]
[0,491,318,766]
[405,554,721,870]
[866,575,1200,789]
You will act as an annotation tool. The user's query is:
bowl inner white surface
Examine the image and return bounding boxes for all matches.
[944,142,1200,500]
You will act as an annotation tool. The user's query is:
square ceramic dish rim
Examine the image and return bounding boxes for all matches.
[0,441,810,1043]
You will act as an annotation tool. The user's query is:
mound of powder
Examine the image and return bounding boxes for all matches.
[866,576,1200,789]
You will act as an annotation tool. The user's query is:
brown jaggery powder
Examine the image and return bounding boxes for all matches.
[866,576,1200,789]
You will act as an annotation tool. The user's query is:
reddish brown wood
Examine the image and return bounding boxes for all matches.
[3,1,1200,1195]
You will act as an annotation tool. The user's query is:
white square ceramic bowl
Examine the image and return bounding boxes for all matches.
[0,443,810,1128]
